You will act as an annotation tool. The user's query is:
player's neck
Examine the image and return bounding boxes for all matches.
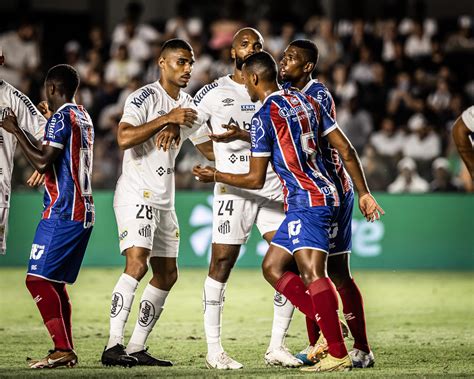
[230,68,244,85]
[159,78,180,100]
[293,77,311,90]
[51,98,75,113]
[258,82,280,103]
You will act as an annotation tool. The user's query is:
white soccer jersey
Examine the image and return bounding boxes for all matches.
[0,81,46,206]
[114,80,208,210]
[192,75,283,199]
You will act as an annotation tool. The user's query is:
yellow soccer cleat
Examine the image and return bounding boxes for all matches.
[301,353,352,372]
[306,333,328,363]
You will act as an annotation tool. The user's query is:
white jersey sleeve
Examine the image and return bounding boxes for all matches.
[461,106,474,132]
[120,87,155,126]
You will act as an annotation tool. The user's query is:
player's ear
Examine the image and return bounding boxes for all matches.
[252,73,258,86]
[230,47,236,60]
[304,62,315,74]
[158,56,165,70]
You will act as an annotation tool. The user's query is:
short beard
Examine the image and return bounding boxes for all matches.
[235,56,245,70]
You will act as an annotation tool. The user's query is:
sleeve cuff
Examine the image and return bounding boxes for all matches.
[119,116,139,126]
[43,140,64,149]
[321,122,338,137]
[251,152,271,157]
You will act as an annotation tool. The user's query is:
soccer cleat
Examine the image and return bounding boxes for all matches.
[264,346,303,367]
[101,344,138,367]
[349,348,375,368]
[28,350,78,369]
[301,353,352,372]
[130,347,173,366]
[306,333,329,363]
[294,345,316,366]
[205,351,243,370]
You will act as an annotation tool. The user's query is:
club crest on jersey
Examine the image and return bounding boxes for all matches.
[278,102,312,118]
[288,220,302,237]
[130,87,155,108]
[241,104,255,112]
[222,98,235,106]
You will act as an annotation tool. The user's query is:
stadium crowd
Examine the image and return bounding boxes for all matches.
[2,3,473,192]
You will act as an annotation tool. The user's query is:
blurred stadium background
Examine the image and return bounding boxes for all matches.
[0,0,473,376]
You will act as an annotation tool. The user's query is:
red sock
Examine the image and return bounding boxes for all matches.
[25,275,72,351]
[337,278,370,353]
[53,282,73,349]
[305,316,320,346]
[308,278,347,359]
[275,272,314,319]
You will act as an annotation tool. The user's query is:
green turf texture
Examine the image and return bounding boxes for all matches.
[0,268,472,377]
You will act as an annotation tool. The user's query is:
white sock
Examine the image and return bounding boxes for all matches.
[268,291,294,350]
[203,276,226,357]
[126,284,169,354]
[107,273,139,350]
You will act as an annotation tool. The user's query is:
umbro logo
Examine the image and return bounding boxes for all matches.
[222,98,235,106]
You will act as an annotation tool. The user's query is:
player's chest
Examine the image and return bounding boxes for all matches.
[210,92,260,133]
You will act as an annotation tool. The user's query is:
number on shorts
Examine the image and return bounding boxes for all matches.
[217,200,234,216]
[136,204,153,220]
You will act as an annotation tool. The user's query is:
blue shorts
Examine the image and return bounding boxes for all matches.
[329,190,353,256]
[27,219,93,284]
[271,206,335,255]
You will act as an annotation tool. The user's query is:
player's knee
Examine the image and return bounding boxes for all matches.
[300,270,324,286]
[209,256,235,280]
[261,259,280,286]
[125,260,148,281]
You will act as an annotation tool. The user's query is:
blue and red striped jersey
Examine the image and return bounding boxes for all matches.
[300,80,353,198]
[250,89,339,212]
[42,103,94,227]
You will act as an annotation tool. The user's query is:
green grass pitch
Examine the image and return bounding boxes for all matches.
[0,268,472,377]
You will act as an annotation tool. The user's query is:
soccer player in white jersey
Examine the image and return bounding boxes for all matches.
[452,106,474,183]
[101,39,213,367]
[0,76,46,255]
[181,28,300,369]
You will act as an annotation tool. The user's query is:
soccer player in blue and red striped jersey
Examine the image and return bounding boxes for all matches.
[280,39,375,368]
[0,64,94,368]
[193,51,384,372]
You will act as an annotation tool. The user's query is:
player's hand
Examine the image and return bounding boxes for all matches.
[210,124,249,143]
[156,124,181,151]
[358,193,385,222]
[37,101,52,119]
[192,164,217,183]
[164,106,197,128]
[26,170,45,187]
[0,109,19,134]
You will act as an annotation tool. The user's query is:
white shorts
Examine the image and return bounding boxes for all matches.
[212,195,285,245]
[114,204,180,258]
[0,207,9,255]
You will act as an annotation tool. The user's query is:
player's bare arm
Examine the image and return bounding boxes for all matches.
[0,112,62,174]
[193,155,269,189]
[326,127,385,222]
[196,140,215,161]
[452,116,474,181]
[209,124,251,143]
[118,106,197,150]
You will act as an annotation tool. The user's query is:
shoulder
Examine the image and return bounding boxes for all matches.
[2,81,40,117]
[461,106,474,132]
[125,83,160,110]
[180,91,193,106]
[193,79,222,106]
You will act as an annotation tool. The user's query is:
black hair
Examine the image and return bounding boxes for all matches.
[242,51,277,82]
[45,64,80,99]
[288,39,319,67]
[161,39,193,55]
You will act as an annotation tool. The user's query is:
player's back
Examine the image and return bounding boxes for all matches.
[193,76,282,199]
[42,103,94,227]
[301,80,353,198]
[251,89,339,211]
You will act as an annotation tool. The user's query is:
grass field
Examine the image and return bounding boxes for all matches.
[0,268,473,377]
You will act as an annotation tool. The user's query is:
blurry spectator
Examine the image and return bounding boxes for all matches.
[111,2,159,50]
[381,19,398,62]
[105,45,141,89]
[312,18,342,73]
[165,0,203,41]
[430,158,461,192]
[387,72,424,124]
[402,113,441,162]
[331,63,357,104]
[0,19,40,90]
[350,45,375,85]
[404,21,432,58]
[265,22,297,60]
[87,26,109,62]
[337,96,373,154]
[388,157,429,193]
[427,79,452,114]
[186,38,213,95]
[81,49,104,89]
[370,117,404,158]
[361,145,392,191]
[445,16,474,52]
[210,47,233,79]
[64,41,88,79]
[143,39,162,83]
